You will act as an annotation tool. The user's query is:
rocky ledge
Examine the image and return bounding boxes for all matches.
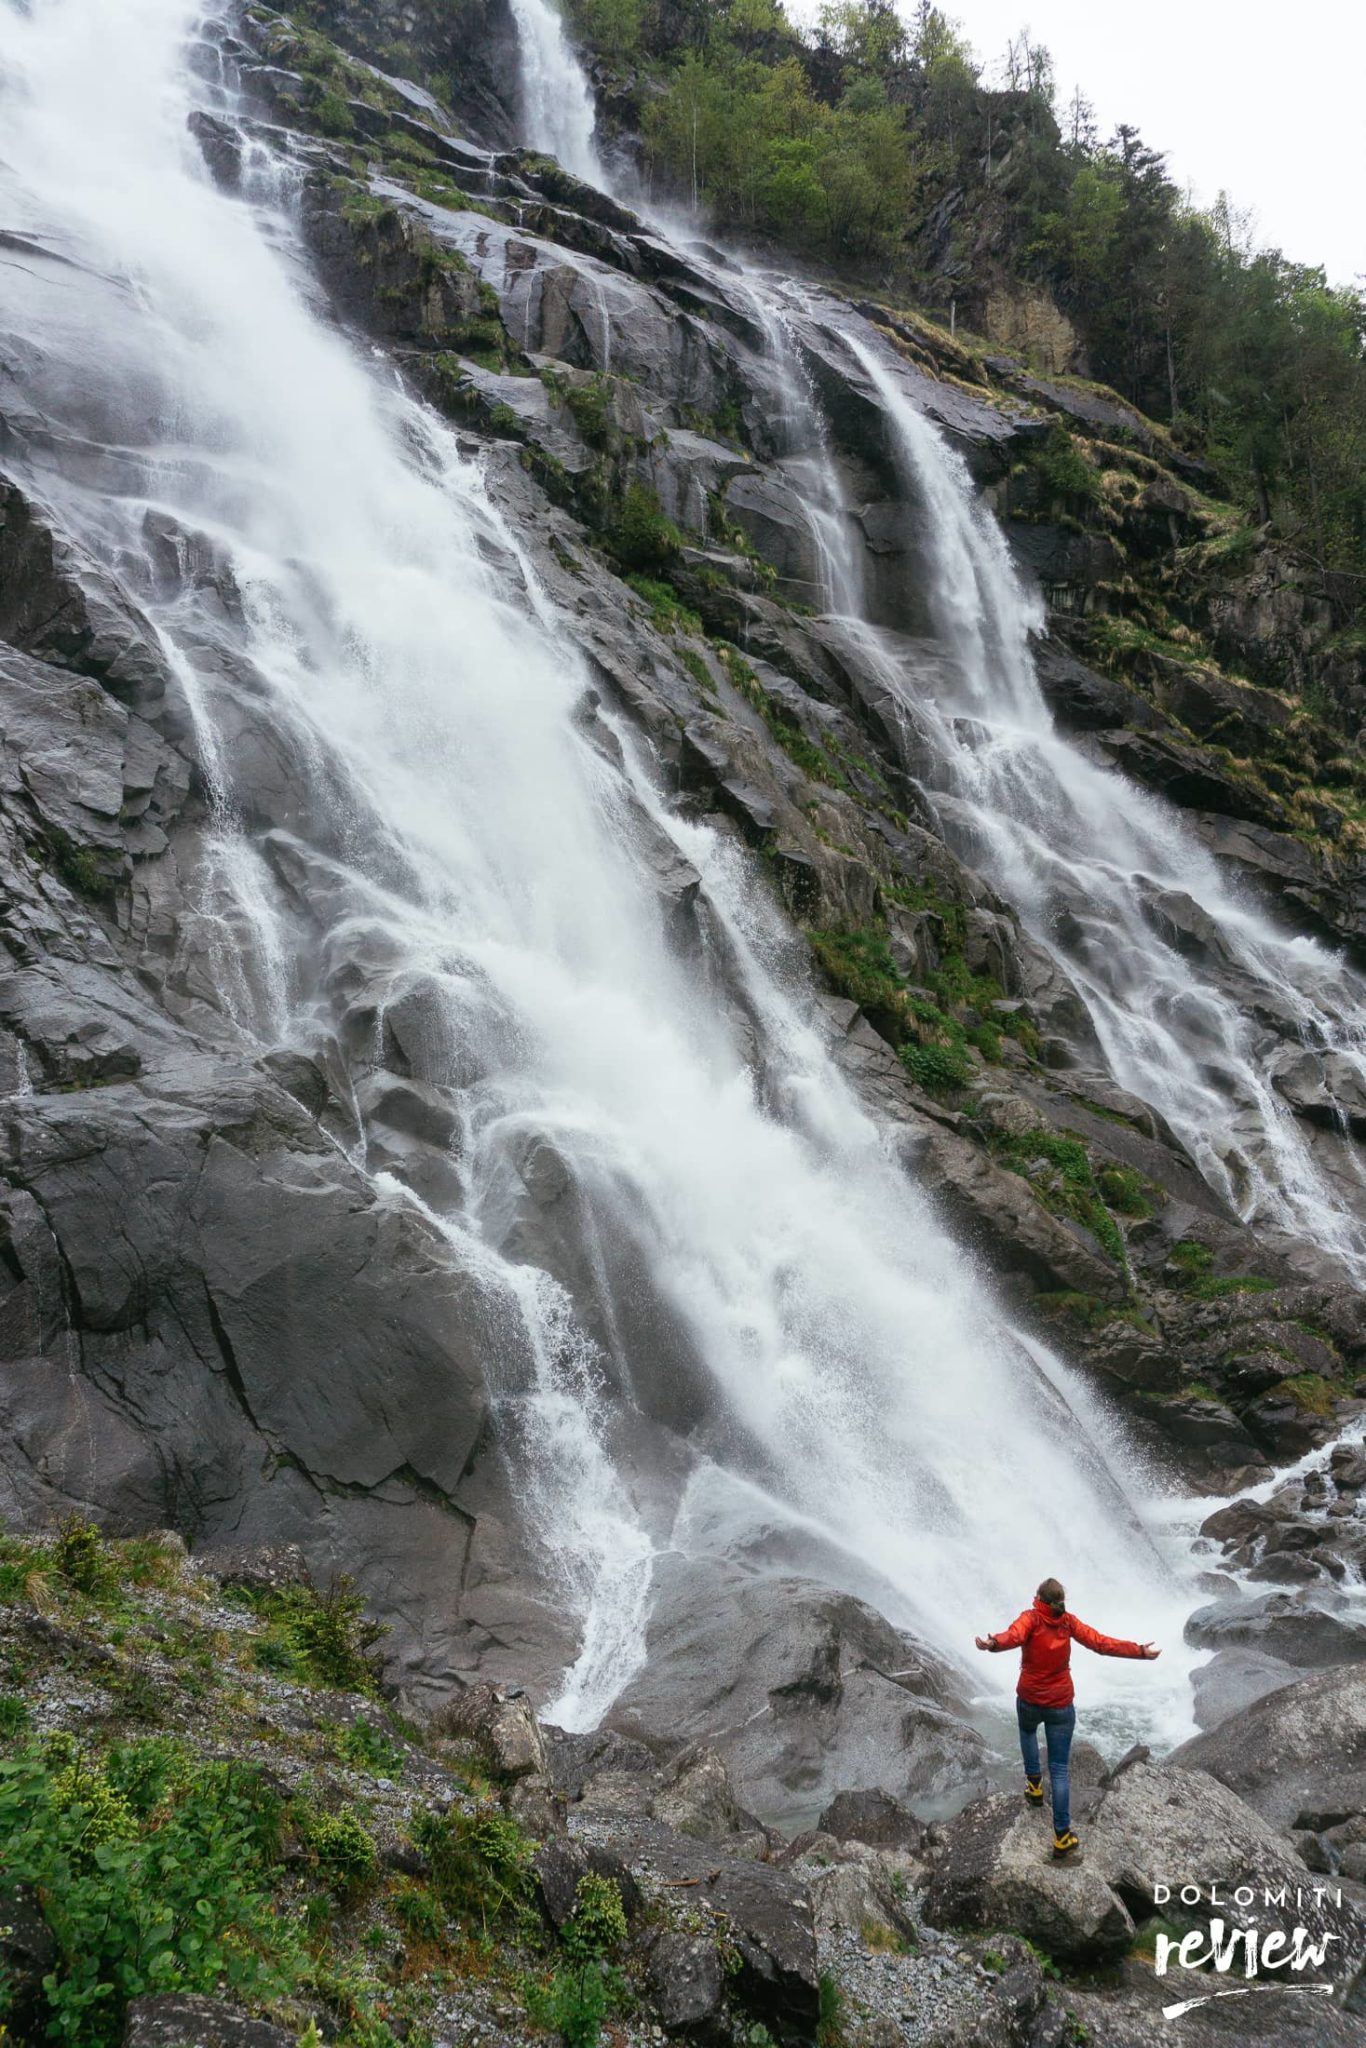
[3,1525,1363,2048]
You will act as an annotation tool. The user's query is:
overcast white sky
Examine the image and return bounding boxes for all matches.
[796,0,1366,287]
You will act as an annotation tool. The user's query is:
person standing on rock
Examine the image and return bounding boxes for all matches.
[975,1577,1160,1861]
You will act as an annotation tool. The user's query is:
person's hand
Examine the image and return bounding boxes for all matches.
[1141,1643,1161,1659]
[974,1635,994,1651]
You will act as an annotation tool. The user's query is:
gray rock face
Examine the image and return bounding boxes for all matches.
[818,1786,924,1853]
[123,1994,296,2048]
[924,1757,1361,1970]
[3,1,1366,1855]
[1171,1664,1366,1829]
[648,1929,726,2034]
[609,1562,988,1830]
[1186,1592,1366,1669]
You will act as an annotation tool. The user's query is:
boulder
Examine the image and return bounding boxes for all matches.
[432,1683,547,1781]
[123,1996,296,2047]
[925,1758,1358,1971]
[817,1786,923,1853]
[648,1930,726,2035]
[923,1791,1137,1961]
[533,1834,589,1927]
[609,1560,988,1829]
[1171,1664,1366,1829]
[1185,1592,1366,1669]
[652,1745,770,1858]
[804,1858,915,1945]
[0,1885,57,2042]
[617,1826,818,2045]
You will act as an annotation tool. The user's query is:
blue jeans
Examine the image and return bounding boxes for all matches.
[1017,1698,1076,1834]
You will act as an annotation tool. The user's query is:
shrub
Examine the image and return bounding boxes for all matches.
[52,1517,112,1596]
[562,1874,627,1962]
[0,1693,29,1738]
[604,483,682,571]
[337,1715,405,1777]
[1096,1165,1152,1217]
[817,1971,846,2048]
[899,1040,973,1093]
[0,1740,292,2046]
[392,1881,445,1944]
[250,1576,387,1692]
[1024,424,1099,506]
[305,1808,378,1895]
[313,87,355,136]
[808,926,905,1025]
[411,1803,535,1933]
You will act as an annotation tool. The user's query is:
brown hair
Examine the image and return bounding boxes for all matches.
[1037,1577,1066,1616]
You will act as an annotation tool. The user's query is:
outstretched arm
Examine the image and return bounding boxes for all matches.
[1070,1617,1160,1659]
[974,1610,1035,1652]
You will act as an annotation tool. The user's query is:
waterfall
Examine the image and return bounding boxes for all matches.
[840,333,1366,1283]
[0,0,1204,1748]
[507,0,605,187]
[736,274,866,618]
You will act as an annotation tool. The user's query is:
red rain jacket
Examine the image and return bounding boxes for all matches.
[986,1595,1146,1707]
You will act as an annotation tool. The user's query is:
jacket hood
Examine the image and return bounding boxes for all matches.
[1033,1594,1066,1618]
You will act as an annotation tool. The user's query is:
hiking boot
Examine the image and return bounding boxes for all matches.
[1024,1776,1044,1806]
[1051,1830,1080,1860]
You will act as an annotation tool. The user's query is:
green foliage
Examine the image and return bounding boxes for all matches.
[392,1881,446,1944]
[411,1802,535,1933]
[304,1807,379,1895]
[41,830,115,898]
[561,0,1366,642]
[808,925,903,1020]
[604,483,683,571]
[817,1970,846,2048]
[626,575,704,635]
[561,1874,627,1962]
[562,375,616,449]
[899,1040,972,1092]
[52,1516,113,1595]
[0,1740,291,2046]
[247,1576,386,1693]
[337,1714,406,1777]
[1096,1165,1151,1217]
[0,1692,30,1738]
[523,1961,615,2048]
[1020,423,1099,506]
[1162,1236,1276,1297]
[991,1129,1130,1266]
[312,87,355,136]
[718,645,850,789]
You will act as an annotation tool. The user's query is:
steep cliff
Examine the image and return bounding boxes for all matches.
[1,0,1365,1853]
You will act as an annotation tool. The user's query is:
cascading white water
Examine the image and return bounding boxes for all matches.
[735,275,866,618]
[508,0,605,187]
[844,332,1366,1282]
[0,0,1206,1749]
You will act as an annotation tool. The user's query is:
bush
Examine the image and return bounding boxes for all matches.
[0,1693,30,1737]
[304,1808,378,1895]
[604,483,682,571]
[562,1874,627,1961]
[1024,424,1099,506]
[411,1803,535,1933]
[52,1517,112,1596]
[393,1881,445,1944]
[312,87,354,136]
[337,1715,406,1777]
[0,1740,291,2046]
[899,1040,973,1092]
[250,1576,387,1692]
[808,926,906,1027]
